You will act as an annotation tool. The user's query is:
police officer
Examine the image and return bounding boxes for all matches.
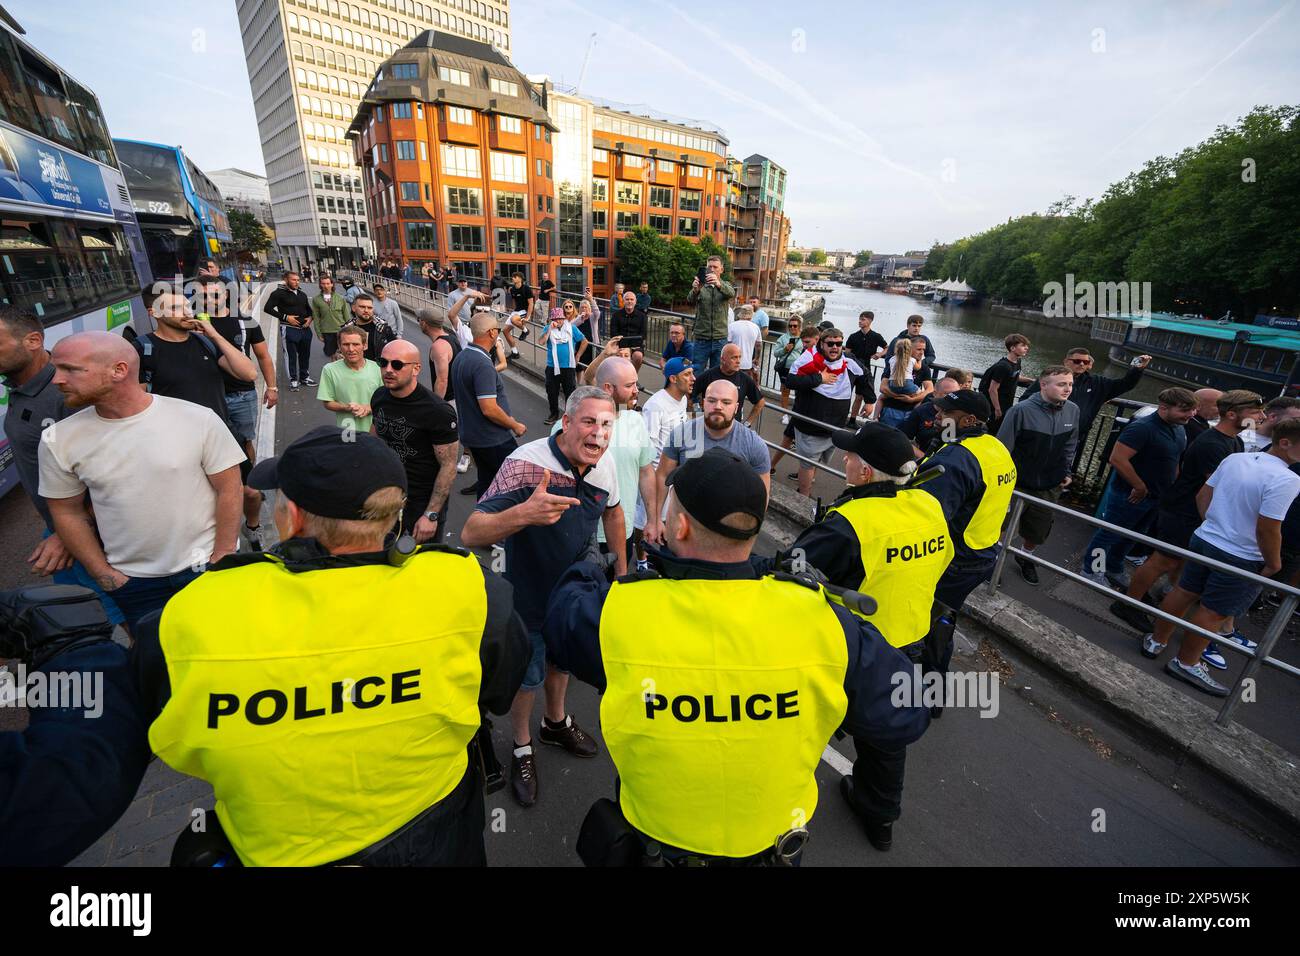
[0,584,151,866]
[131,426,529,866]
[544,449,929,865]
[783,422,951,851]
[919,391,1017,615]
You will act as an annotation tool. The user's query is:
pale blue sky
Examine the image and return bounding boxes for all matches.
[12,0,1300,251]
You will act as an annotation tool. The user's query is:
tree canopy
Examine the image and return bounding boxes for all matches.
[808,248,827,266]
[229,209,272,257]
[920,105,1300,317]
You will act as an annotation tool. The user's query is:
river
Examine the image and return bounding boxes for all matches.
[816,282,1165,403]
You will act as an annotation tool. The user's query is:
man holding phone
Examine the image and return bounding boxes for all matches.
[610,291,647,373]
[687,255,735,372]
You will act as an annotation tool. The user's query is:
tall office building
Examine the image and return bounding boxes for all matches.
[235,0,513,272]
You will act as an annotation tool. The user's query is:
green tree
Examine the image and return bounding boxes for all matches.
[787,250,805,264]
[853,249,873,269]
[229,209,271,257]
[808,248,827,266]
[616,226,670,301]
[666,236,702,304]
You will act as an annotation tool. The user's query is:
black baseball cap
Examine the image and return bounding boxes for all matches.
[831,422,916,475]
[248,426,408,519]
[935,390,992,422]
[665,448,766,540]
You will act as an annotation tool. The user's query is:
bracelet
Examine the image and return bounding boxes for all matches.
[267,386,278,391]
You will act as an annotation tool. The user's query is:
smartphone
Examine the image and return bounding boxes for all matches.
[622,336,644,349]
[1130,356,1144,367]
[696,266,710,286]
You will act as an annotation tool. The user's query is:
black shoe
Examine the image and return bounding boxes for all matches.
[544,415,558,426]
[538,715,598,757]
[511,748,538,807]
[458,485,478,495]
[1110,599,1153,632]
[839,777,892,851]
[786,472,798,480]
[1016,556,1039,586]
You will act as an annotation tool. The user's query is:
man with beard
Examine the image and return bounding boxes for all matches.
[461,387,627,808]
[370,339,460,542]
[650,380,772,540]
[38,333,245,632]
[0,309,122,624]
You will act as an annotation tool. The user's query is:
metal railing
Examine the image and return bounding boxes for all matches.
[990,490,1300,728]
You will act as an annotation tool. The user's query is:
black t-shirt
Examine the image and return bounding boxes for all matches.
[538,280,556,301]
[846,329,887,367]
[370,384,459,491]
[979,357,1021,416]
[211,314,265,393]
[507,284,532,312]
[610,307,647,343]
[135,333,229,424]
[1161,428,1243,520]
[1284,462,1300,550]
[691,366,762,416]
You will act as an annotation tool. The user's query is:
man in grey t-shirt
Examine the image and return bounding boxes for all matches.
[370,283,404,338]
[449,312,528,497]
[649,380,770,543]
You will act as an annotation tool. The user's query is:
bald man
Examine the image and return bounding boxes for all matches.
[371,338,460,542]
[690,342,766,426]
[39,332,246,633]
[1186,388,1224,445]
[592,356,657,565]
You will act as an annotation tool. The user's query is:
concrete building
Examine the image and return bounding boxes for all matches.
[207,167,276,228]
[236,0,513,273]
[725,153,789,301]
[348,29,739,298]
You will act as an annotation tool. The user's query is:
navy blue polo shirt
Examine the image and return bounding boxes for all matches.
[1112,411,1186,500]
[475,434,621,628]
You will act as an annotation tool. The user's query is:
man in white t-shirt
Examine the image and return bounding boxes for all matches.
[446,276,483,350]
[1143,419,1300,696]
[727,303,763,380]
[39,332,245,633]
[638,357,694,558]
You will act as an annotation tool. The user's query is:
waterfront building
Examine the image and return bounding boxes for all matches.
[726,154,789,301]
[348,29,763,299]
[236,0,513,274]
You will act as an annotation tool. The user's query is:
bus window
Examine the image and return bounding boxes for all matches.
[64,77,115,166]
[80,225,136,301]
[18,48,81,153]
[46,219,94,311]
[0,219,73,323]
[0,33,38,134]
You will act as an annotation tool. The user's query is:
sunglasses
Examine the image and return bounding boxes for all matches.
[823,340,844,347]
[1067,357,1093,364]
[376,358,414,370]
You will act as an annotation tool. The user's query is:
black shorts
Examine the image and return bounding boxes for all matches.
[783,420,796,440]
[1153,509,1198,557]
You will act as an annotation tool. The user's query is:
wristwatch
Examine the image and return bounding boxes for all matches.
[424,510,441,523]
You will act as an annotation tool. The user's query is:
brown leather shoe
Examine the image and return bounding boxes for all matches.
[511,749,538,807]
[538,715,598,757]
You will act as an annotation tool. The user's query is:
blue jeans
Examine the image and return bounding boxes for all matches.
[692,338,725,372]
[879,405,910,429]
[49,542,125,627]
[1084,479,1158,577]
[108,568,204,634]
[224,389,258,446]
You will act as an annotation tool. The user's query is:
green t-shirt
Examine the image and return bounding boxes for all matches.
[317,359,384,432]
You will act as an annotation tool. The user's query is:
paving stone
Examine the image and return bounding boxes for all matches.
[110,803,193,860]
[150,776,214,815]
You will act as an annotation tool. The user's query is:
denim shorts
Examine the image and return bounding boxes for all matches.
[523,629,547,691]
[1177,534,1264,618]
[224,389,258,446]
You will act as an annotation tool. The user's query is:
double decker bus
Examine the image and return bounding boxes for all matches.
[0,8,154,495]
[113,139,234,282]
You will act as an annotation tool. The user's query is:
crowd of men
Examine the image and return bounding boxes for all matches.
[2,262,1298,868]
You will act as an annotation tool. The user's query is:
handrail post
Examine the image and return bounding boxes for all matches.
[1215,594,1297,727]
[989,495,1025,591]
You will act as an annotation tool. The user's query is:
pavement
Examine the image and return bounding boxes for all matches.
[3,282,1297,865]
